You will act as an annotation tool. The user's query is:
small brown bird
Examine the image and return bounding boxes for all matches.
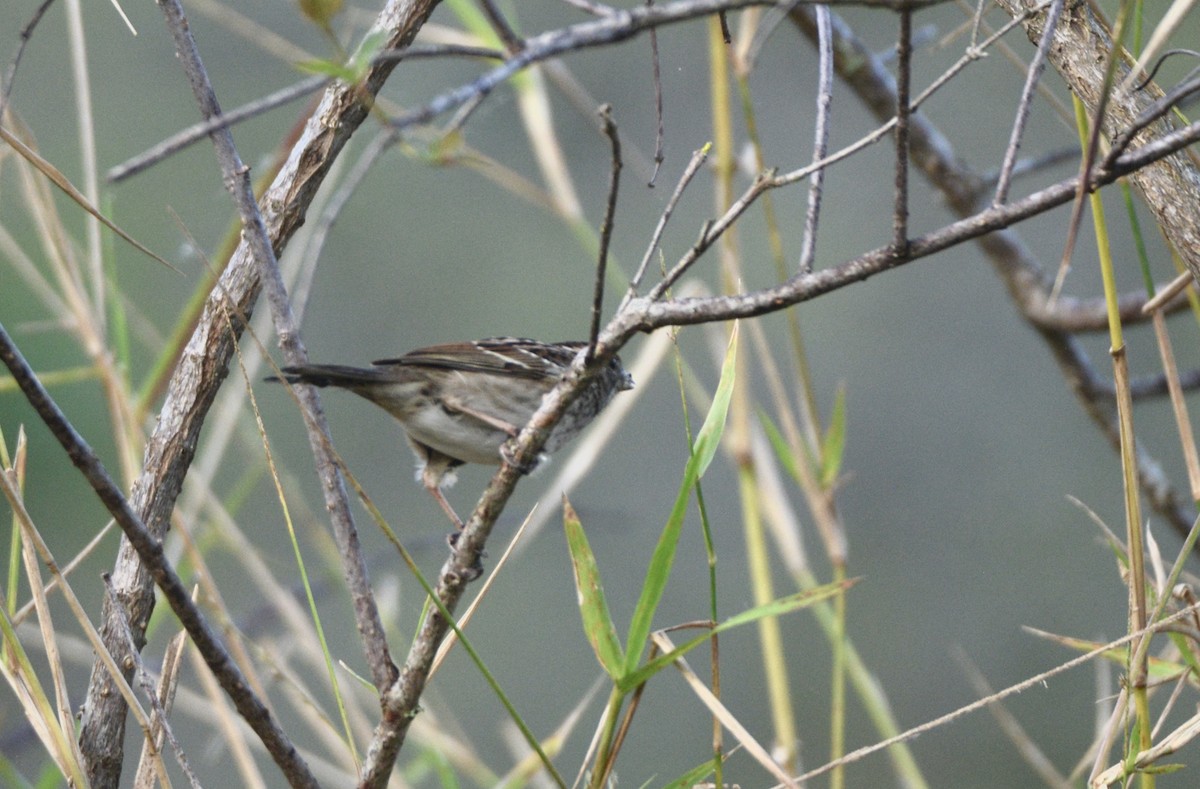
[273,337,633,527]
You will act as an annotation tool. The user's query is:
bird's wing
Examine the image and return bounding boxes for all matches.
[373,338,581,381]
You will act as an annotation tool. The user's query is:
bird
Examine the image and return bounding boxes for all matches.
[271,337,634,528]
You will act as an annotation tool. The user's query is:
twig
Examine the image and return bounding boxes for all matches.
[588,105,622,361]
[622,119,1200,331]
[891,5,912,253]
[798,4,832,274]
[156,0,399,707]
[992,0,1064,206]
[478,0,524,53]
[104,577,200,789]
[107,76,331,183]
[107,43,505,183]
[0,0,56,124]
[390,0,779,131]
[625,144,710,300]
[646,0,665,186]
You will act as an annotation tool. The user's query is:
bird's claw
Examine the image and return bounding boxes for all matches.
[500,439,541,475]
[446,531,485,582]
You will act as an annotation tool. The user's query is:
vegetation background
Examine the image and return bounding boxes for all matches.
[2,0,1200,787]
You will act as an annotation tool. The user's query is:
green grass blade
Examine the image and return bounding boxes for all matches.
[820,384,847,488]
[563,496,624,678]
[661,756,720,789]
[619,580,850,693]
[622,324,738,676]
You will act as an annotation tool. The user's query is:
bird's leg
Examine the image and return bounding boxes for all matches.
[440,394,540,473]
[428,483,465,530]
[440,395,521,436]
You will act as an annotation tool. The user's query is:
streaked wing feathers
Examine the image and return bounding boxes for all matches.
[373,338,583,381]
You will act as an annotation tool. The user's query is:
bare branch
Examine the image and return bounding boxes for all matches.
[78,1,438,784]
[992,0,1064,206]
[995,0,1200,282]
[798,3,832,274]
[589,105,622,361]
[0,321,317,789]
[625,144,710,299]
[891,5,912,252]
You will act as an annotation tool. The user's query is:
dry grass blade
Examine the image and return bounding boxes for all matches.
[0,447,161,782]
[133,630,189,789]
[1116,0,1198,97]
[1092,708,1200,785]
[955,648,1073,789]
[430,505,536,676]
[790,604,1200,786]
[0,124,178,272]
[185,641,269,789]
[650,631,796,787]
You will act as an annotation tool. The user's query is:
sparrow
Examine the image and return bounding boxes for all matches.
[272,337,633,527]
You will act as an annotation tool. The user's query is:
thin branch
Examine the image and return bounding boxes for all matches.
[621,119,1200,331]
[589,104,622,361]
[106,76,331,183]
[0,320,317,789]
[478,0,525,53]
[390,0,782,131]
[992,0,1064,206]
[156,0,397,694]
[798,3,832,274]
[107,43,504,183]
[646,0,665,186]
[78,1,438,783]
[0,0,56,121]
[625,144,710,300]
[647,170,776,301]
[891,5,911,252]
[1111,65,1200,159]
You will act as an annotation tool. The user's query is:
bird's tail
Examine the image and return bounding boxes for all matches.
[268,364,388,389]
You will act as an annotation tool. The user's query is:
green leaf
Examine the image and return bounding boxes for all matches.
[296,30,389,84]
[758,409,800,481]
[295,58,359,82]
[350,29,389,75]
[661,757,718,789]
[692,321,738,480]
[820,384,847,488]
[621,324,739,676]
[563,497,624,678]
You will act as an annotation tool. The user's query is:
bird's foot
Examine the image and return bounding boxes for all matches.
[500,440,543,475]
[446,531,485,582]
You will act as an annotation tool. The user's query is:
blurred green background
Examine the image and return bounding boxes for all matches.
[2,1,1199,786]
